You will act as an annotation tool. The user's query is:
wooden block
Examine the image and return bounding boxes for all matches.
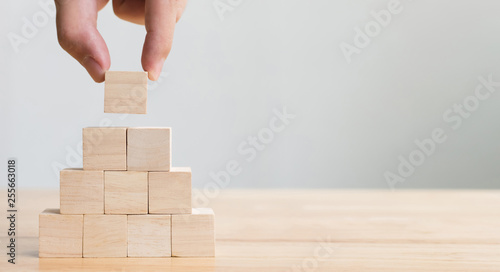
[128,215,171,257]
[149,167,191,214]
[104,171,148,214]
[172,208,215,257]
[127,127,171,171]
[104,71,148,114]
[39,209,83,257]
[60,169,104,214]
[83,127,127,171]
[83,215,127,257]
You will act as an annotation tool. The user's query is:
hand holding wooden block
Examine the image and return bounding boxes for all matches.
[83,215,127,257]
[127,127,171,171]
[83,127,127,171]
[149,167,192,214]
[39,209,83,257]
[60,169,104,214]
[172,208,215,257]
[104,71,148,114]
[104,171,148,214]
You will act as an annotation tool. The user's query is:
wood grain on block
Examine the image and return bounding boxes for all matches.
[104,171,148,214]
[128,215,171,257]
[60,169,104,214]
[39,209,83,257]
[172,208,215,257]
[83,127,127,171]
[83,215,127,257]
[127,127,171,171]
[149,167,191,214]
[104,71,148,114]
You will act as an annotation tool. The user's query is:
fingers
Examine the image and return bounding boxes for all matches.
[112,0,186,81]
[112,0,146,25]
[142,0,185,81]
[55,0,111,82]
[96,0,110,11]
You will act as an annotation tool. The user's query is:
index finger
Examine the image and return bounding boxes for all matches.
[142,0,178,81]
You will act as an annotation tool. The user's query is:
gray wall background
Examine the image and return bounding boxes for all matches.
[1,0,500,189]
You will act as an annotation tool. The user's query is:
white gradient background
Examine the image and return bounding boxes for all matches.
[1,0,500,189]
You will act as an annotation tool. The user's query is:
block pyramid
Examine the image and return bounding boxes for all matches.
[39,127,215,257]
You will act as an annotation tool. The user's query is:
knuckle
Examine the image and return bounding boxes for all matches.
[57,27,92,55]
[112,1,128,20]
[57,28,76,51]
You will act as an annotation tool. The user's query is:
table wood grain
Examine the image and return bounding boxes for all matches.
[1,189,499,271]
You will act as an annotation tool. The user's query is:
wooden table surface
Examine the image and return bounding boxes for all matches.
[1,189,499,271]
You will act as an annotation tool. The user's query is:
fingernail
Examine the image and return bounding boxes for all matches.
[149,59,165,81]
[82,56,105,83]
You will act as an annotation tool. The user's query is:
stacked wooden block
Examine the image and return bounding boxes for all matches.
[39,127,215,257]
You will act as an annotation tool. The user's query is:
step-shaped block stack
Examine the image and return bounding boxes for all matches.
[39,127,215,258]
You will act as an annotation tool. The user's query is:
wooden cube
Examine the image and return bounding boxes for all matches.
[83,215,127,257]
[104,171,148,214]
[104,71,148,114]
[39,209,83,257]
[127,128,171,171]
[128,215,171,257]
[172,208,215,257]
[60,169,104,214]
[149,167,191,214]
[83,127,127,171]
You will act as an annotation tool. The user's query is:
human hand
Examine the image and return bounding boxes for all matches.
[55,0,187,82]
